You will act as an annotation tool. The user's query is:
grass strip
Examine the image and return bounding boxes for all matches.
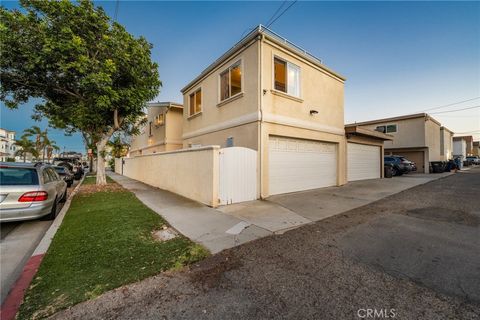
[18,179,208,319]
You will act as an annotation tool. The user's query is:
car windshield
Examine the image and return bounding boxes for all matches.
[0,167,39,186]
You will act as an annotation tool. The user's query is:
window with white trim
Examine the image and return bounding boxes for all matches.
[274,57,300,97]
[189,89,202,116]
[220,61,242,101]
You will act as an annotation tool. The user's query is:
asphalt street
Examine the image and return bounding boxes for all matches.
[52,168,480,320]
[0,179,79,304]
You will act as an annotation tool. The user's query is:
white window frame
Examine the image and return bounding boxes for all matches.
[272,55,301,98]
[218,59,243,103]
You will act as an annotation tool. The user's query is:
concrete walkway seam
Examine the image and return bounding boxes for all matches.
[0,175,86,320]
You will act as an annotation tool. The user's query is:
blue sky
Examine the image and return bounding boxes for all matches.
[1,1,479,152]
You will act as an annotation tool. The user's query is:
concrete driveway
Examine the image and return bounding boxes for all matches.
[220,172,453,231]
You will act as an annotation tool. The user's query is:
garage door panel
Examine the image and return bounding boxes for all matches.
[269,136,337,195]
[347,143,381,181]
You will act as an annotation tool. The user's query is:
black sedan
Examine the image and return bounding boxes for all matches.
[53,165,74,187]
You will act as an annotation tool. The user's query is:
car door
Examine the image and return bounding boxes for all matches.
[41,168,57,207]
[47,168,64,199]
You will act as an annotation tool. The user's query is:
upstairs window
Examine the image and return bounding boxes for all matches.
[376,124,397,133]
[189,89,202,116]
[148,121,153,136]
[220,61,242,101]
[154,113,164,126]
[274,57,300,97]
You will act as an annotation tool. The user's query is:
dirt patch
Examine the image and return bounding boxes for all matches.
[188,251,242,290]
[78,183,124,195]
[405,207,480,226]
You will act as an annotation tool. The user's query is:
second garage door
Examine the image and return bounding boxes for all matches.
[268,136,337,195]
[347,143,381,181]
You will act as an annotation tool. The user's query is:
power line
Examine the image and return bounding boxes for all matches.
[429,105,480,114]
[265,1,287,27]
[266,1,298,28]
[422,96,480,112]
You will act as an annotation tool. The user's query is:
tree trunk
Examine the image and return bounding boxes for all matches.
[96,152,107,185]
[23,154,26,163]
[95,131,114,185]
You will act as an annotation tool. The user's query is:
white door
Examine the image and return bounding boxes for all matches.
[268,136,337,196]
[219,147,257,205]
[347,143,381,181]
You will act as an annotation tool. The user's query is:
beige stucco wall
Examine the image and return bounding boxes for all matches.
[114,158,122,174]
[121,146,220,207]
[261,39,345,134]
[182,40,260,143]
[425,119,442,161]
[361,117,426,149]
[183,122,259,150]
[440,128,454,160]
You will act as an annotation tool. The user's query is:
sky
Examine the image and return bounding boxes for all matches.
[1,1,479,152]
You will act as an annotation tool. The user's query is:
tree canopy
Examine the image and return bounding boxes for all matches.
[1,0,161,183]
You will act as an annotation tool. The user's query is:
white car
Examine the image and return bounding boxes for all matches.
[466,156,480,165]
[0,162,67,222]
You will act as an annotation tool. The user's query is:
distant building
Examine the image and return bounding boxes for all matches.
[0,128,17,162]
[473,141,480,156]
[453,136,473,156]
[453,136,473,158]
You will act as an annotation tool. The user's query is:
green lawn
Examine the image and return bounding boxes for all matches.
[18,179,208,320]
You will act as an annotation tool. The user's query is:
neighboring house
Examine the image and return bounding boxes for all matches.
[0,128,17,162]
[129,102,183,157]
[473,141,480,156]
[453,136,473,156]
[348,113,454,173]
[180,25,389,198]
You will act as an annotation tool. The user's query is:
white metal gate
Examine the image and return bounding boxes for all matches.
[219,147,257,205]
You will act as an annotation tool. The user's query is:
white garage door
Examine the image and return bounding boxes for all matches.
[269,136,337,195]
[347,143,380,181]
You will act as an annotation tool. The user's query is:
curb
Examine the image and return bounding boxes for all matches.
[0,175,86,320]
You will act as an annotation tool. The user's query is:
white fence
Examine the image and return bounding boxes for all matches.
[219,147,257,205]
[116,146,258,207]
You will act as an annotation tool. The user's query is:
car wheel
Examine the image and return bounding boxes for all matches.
[42,199,57,221]
[60,190,67,203]
[392,167,398,176]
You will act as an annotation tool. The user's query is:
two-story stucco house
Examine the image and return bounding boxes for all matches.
[180,25,389,198]
[349,113,454,173]
[129,102,183,157]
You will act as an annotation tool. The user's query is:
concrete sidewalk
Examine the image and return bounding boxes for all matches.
[108,171,453,253]
[107,172,272,253]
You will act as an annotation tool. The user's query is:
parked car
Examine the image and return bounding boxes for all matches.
[397,157,416,172]
[72,164,84,180]
[0,162,67,222]
[466,156,480,165]
[384,156,411,176]
[53,165,74,187]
